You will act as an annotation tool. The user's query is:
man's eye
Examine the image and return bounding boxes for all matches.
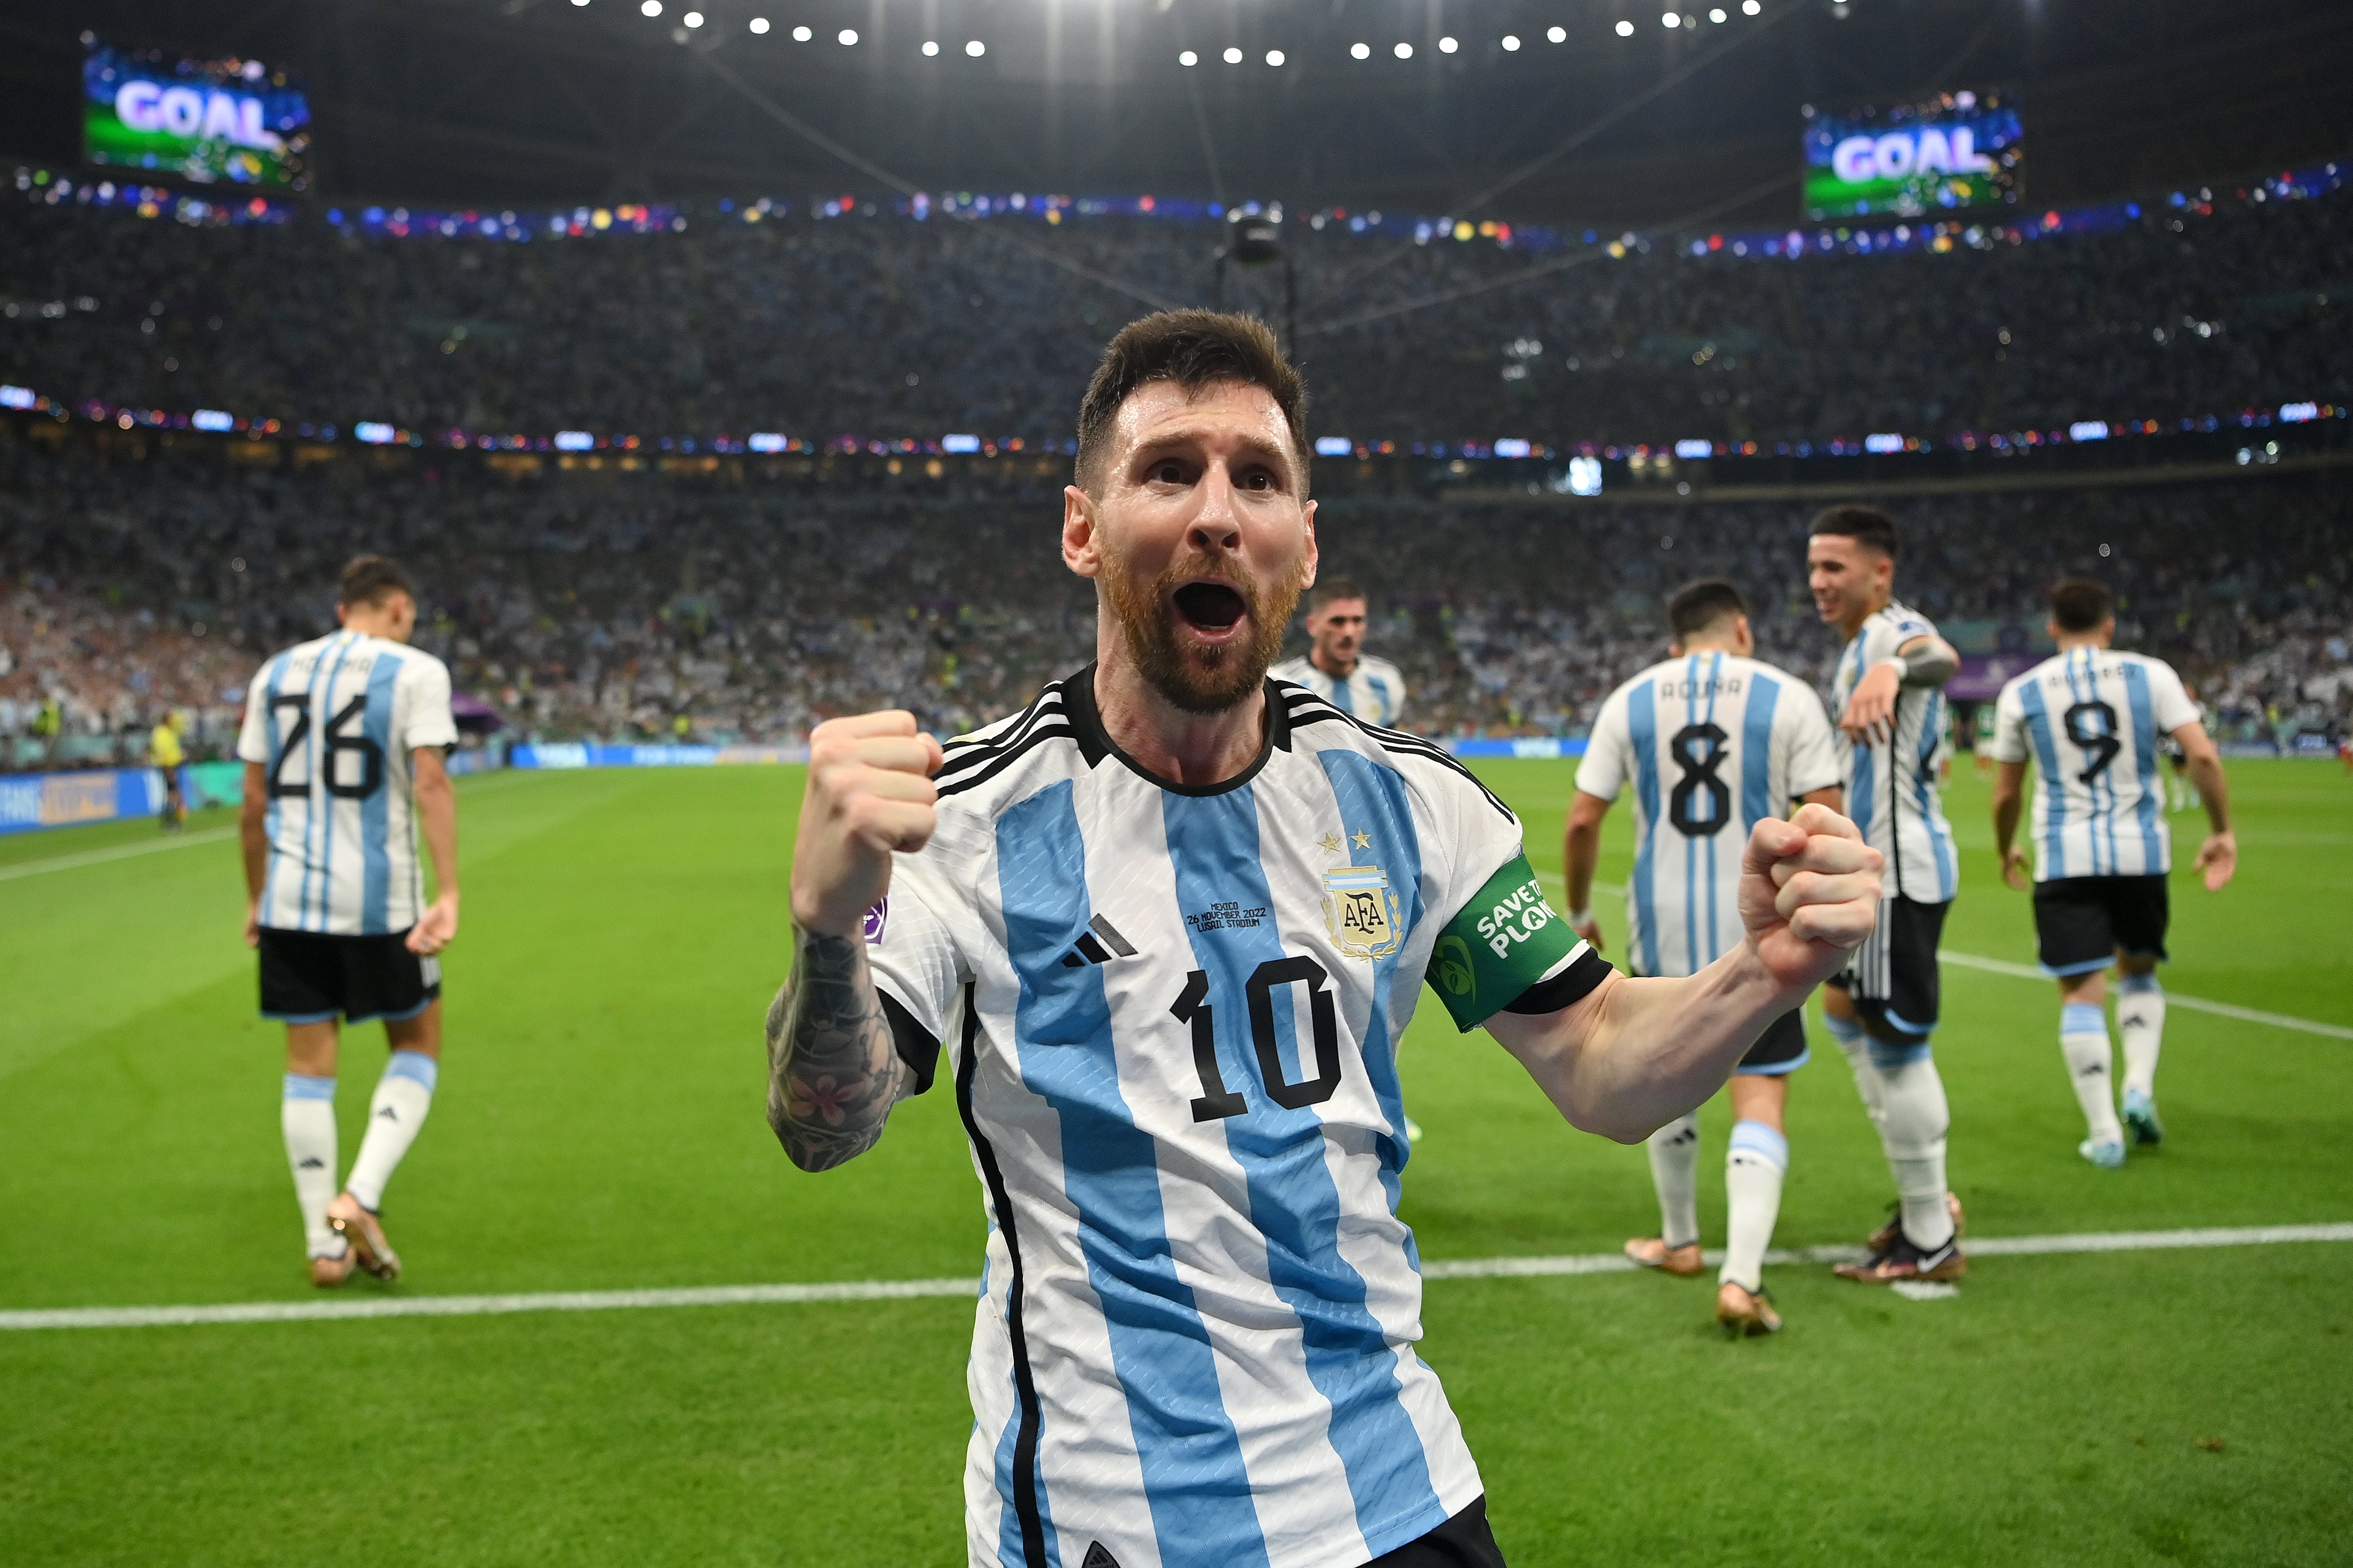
[1153,462,1184,483]
[1244,472,1272,490]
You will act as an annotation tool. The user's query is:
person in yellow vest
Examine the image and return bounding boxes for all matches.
[150,710,187,832]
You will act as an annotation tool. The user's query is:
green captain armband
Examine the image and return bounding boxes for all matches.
[1425,852,1581,1032]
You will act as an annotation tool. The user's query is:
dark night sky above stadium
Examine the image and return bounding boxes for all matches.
[1,0,2349,223]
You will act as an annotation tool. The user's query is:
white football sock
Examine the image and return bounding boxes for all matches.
[2061,1002,2123,1143]
[344,1051,437,1212]
[2117,976,2166,1100]
[1872,1042,1954,1249]
[1721,1120,1788,1292]
[281,1074,343,1259]
[1646,1114,1701,1249]
[1825,1011,1885,1129]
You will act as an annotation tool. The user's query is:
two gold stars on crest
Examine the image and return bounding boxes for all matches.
[1319,829,1374,854]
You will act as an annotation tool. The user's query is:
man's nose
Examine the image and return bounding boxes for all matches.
[1187,466,1244,554]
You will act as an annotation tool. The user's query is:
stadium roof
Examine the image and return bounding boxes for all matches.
[3,0,2350,225]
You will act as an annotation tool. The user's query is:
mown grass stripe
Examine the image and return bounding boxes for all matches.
[6,1224,2345,1332]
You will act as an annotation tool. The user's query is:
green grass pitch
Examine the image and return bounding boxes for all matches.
[2,759,2348,1565]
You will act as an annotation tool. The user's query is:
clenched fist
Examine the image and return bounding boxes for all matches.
[791,712,944,938]
[1738,802,1884,995]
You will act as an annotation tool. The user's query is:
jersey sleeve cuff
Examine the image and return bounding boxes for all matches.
[1501,946,1614,1015]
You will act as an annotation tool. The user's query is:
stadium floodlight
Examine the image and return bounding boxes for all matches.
[1314,437,1353,456]
[792,24,812,39]
[942,433,981,453]
[1393,40,1412,57]
[1179,49,1198,65]
[683,10,703,27]
[1548,25,1566,41]
[1743,0,1761,10]
[1439,35,1458,51]
[749,16,768,31]
[1223,46,1243,63]
[1265,49,1283,66]
[1494,438,1533,458]
[838,28,856,44]
[966,38,985,55]
[571,0,590,7]
[1350,41,1369,57]
[640,0,660,15]
[554,430,595,451]
[1502,34,1520,49]
[1710,6,1726,19]
[922,39,938,54]
[192,408,235,432]
[1662,12,1680,27]
[1615,19,1635,35]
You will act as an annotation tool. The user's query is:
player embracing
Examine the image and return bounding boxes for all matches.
[1566,578,1844,1336]
[238,556,461,1287]
[1270,575,1408,727]
[1988,578,2235,1165]
[763,311,1884,1567]
[1807,507,1968,1285]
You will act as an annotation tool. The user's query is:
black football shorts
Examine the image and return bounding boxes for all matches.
[2033,874,2170,975]
[1828,895,1949,1037]
[259,927,441,1024]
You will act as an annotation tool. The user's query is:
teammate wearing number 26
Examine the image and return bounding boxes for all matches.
[237,556,460,1289]
[1567,578,1843,1335]
[1989,577,2235,1169]
[763,312,1884,1568]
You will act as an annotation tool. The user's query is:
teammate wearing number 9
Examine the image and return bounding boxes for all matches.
[238,556,460,1290]
[764,311,1883,1568]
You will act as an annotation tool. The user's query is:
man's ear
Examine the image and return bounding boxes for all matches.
[1062,485,1101,579]
[1299,498,1319,592]
[334,602,350,627]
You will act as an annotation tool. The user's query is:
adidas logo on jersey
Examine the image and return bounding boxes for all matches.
[1059,914,1139,968]
[297,1157,327,1170]
[1081,1544,1122,1568]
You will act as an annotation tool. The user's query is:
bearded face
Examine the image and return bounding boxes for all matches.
[1100,536,1304,714]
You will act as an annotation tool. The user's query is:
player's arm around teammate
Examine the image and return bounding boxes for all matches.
[1835,626,1959,746]
[765,711,943,1171]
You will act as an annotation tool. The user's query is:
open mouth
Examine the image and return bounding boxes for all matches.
[1172,580,1249,631]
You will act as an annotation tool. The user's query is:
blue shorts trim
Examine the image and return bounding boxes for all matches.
[1880,1006,1937,1036]
[349,994,438,1025]
[1735,1044,1811,1077]
[2041,955,2117,978]
[263,1009,339,1025]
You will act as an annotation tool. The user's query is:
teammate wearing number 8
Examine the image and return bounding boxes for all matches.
[1989,577,2236,1168]
[761,312,1886,1568]
[1566,579,1844,1334]
[237,556,461,1288]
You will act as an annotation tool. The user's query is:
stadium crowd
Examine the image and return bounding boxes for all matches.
[1,438,2344,770]
[1,172,2347,453]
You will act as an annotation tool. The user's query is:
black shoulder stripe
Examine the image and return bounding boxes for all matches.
[936,690,1067,782]
[1363,730,1516,822]
[934,726,1078,798]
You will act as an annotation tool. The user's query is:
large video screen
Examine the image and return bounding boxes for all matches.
[1803,92,2018,222]
[83,38,311,189]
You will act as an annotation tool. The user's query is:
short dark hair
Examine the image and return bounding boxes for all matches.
[1308,576,1365,612]
[338,555,415,610]
[2050,576,2115,632]
[1075,310,1309,496]
[1668,578,1748,640]
[1810,504,1899,559]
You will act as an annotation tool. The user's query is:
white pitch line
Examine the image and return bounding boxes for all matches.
[5,1223,2346,1332]
[1538,871,2353,1042]
[1937,950,2353,1041]
[0,826,238,882]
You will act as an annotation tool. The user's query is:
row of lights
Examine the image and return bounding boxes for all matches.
[604,0,978,48]
[1180,3,1762,65]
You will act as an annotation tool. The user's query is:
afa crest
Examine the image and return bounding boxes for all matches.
[1322,864,1403,962]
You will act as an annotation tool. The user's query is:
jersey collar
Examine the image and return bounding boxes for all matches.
[1059,662,1292,798]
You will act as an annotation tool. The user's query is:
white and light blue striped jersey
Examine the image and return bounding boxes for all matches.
[1991,646,2199,881]
[236,630,458,935]
[1830,602,1959,904]
[1269,654,1407,728]
[863,669,1603,1568]
[1575,651,1842,978]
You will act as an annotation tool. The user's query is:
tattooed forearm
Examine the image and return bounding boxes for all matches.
[765,927,908,1172]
